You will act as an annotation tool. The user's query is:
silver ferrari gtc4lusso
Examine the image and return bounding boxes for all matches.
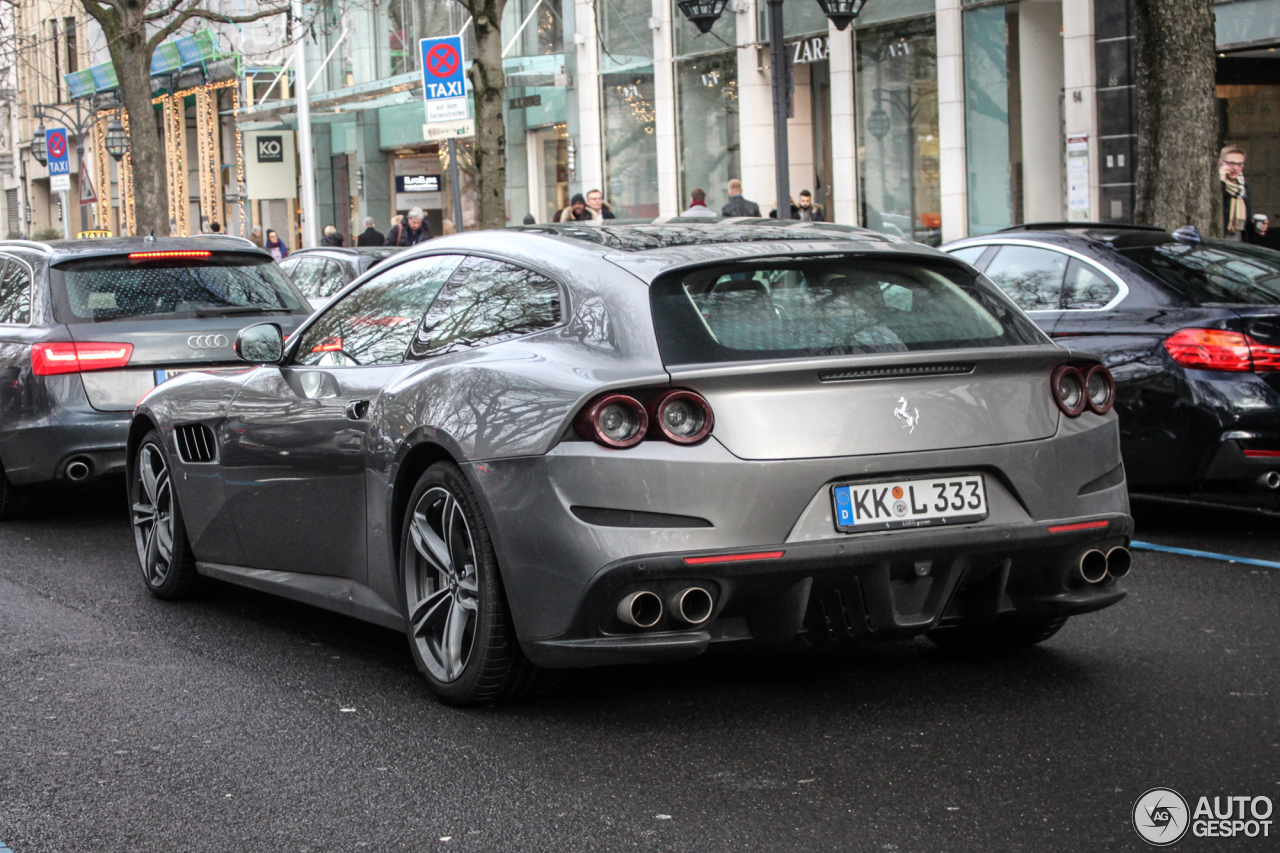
[127,222,1132,705]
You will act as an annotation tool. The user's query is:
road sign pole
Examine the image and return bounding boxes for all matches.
[293,0,319,249]
[61,191,71,240]
[76,141,88,233]
[448,137,464,232]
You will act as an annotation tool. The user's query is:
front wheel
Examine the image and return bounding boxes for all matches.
[926,615,1068,652]
[400,462,540,706]
[129,431,199,599]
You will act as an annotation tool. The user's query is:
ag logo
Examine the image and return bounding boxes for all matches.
[1133,788,1190,846]
[256,135,284,163]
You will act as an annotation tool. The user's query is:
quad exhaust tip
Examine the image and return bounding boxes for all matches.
[617,591,663,628]
[1078,549,1108,584]
[1258,471,1280,491]
[1106,546,1132,579]
[668,587,714,625]
[64,458,91,481]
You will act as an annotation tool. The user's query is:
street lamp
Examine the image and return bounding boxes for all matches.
[676,0,870,219]
[31,125,48,166]
[105,120,129,162]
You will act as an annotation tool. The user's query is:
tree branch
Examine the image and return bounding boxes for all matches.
[78,0,119,31]
[147,3,289,53]
[143,0,188,23]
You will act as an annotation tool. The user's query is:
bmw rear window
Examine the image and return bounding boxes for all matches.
[1118,242,1280,305]
[51,253,305,323]
[650,257,1044,365]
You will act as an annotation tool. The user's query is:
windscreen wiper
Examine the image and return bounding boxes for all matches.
[195,305,292,317]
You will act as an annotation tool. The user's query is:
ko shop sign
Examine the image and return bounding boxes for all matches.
[421,35,469,123]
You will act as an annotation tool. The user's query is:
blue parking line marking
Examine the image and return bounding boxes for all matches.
[1130,540,1280,570]
[1,840,13,852]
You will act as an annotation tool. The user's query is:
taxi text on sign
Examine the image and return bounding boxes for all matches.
[420,35,469,123]
[47,128,72,193]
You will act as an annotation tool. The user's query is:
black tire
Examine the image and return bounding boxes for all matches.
[399,461,541,706]
[129,431,200,600]
[927,615,1068,652]
[0,462,25,520]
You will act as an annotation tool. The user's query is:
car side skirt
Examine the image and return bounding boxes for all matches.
[196,562,404,631]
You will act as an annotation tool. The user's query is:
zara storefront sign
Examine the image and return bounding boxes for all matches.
[790,35,828,65]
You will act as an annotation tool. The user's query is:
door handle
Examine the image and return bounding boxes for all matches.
[345,399,370,420]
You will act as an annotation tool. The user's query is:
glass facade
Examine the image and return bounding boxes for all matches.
[676,52,740,214]
[599,0,658,217]
[855,17,941,244]
[963,4,1012,235]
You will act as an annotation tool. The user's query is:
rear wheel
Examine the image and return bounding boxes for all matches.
[400,462,540,706]
[927,615,1068,652]
[130,431,199,599]
[0,462,25,520]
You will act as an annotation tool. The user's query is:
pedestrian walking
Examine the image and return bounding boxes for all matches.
[1220,145,1269,242]
[769,198,801,219]
[356,217,385,246]
[585,189,616,221]
[681,188,719,217]
[555,193,591,222]
[385,207,432,246]
[320,225,344,247]
[249,226,264,247]
[208,221,222,233]
[721,179,761,217]
[797,190,825,222]
[264,229,289,260]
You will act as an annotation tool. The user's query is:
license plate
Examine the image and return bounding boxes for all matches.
[832,475,988,532]
[154,368,195,384]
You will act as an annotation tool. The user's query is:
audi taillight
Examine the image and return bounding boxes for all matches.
[647,389,714,444]
[32,342,133,376]
[575,394,649,448]
[1051,365,1088,417]
[1083,364,1115,415]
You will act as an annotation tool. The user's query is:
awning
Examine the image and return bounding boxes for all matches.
[64,30,227,99]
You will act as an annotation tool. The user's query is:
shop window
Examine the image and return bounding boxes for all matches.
[963,4,1013,235]
[600,0,658,218]
[676,52,740,215]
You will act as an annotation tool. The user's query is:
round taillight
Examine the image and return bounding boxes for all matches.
[1084,364,1115,415]
[650,390,714,444]
[1051,365,1087,417]
[575,394,648,448]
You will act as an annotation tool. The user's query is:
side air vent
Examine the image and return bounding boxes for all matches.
[174,423,217,463]
[818,363,976,383]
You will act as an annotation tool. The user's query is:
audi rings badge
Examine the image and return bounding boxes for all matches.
[188,334,229,350]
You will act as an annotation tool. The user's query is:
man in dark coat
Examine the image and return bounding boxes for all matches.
[1220,145,1269,243]
[385,208,432,246]
[356,217,385,246]
[721,179,762,217]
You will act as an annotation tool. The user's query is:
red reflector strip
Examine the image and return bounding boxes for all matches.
[1243,449,1280,458]
[127,250,213,260]
[1048,520,1110,534]
[683,550,785,565]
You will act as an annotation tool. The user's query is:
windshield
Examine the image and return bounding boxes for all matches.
[52,253,304,323]
[650,257,1045,366]
[1118,241,1280,305]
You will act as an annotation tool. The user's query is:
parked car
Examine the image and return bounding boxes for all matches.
[128,221,1131,705]
[0,236,312,517]
[943,223,1280,499]
[279,247,402,310]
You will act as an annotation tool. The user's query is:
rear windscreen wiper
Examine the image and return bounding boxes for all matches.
[195,305,292,317]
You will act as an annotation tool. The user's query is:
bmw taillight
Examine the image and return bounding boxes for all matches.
[1163,328,1280,373]
[32,342,134,376]
[647,389,714,444]
[1051,365,1088,417]
[1083,364,1115,415]
[575,394,649,448]
[575,389,715,448]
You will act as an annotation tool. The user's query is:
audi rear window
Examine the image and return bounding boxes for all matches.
[650,257,1044,366]
[1118,242,1280,305]
[51,253,305,323]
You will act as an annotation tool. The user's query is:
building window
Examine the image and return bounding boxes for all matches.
[856,17,941,245]
[963,3,1013,235]
[676,52,739,214]
[600,0,658,218]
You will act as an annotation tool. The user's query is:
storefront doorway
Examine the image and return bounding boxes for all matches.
[1218,52,1280,251]
[527,124,569,223]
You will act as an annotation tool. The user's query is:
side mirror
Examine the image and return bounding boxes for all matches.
[235,323,284,363]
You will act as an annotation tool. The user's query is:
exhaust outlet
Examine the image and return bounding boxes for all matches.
[1106,547,1132,579]
[1257,471,1280,491]
[617,591,663,628]
[1078,549,1108,584]
[65,458,91,481]
[668,587,714,625]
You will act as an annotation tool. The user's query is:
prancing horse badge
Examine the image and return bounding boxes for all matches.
[894,397,920,433]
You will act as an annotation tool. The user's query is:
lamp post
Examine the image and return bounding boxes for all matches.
[104,120,130,162]
[31,100,103,235]
[677,0,867,219]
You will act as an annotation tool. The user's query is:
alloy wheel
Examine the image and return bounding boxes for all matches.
[406,486,480,683]
[132,443,175,587]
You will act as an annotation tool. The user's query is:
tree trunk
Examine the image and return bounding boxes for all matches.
[110,27,169,236]
[1132,0,1219,234]
[465,0,508,230]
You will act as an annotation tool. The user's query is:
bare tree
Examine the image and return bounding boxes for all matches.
[1132,0,1219,234]
[456,0,508,230]
[78,0,286,236]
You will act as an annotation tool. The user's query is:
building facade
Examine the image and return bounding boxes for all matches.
[4,0,1279,249]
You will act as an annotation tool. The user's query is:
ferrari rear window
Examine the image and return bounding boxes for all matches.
[650,258,1044,366]
[51,253,304,323]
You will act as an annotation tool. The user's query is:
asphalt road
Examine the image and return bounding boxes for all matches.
[1,483,1277,852]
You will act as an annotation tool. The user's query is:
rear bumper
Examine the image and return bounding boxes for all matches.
[0,374,130,484]
[521,514,1132,668]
